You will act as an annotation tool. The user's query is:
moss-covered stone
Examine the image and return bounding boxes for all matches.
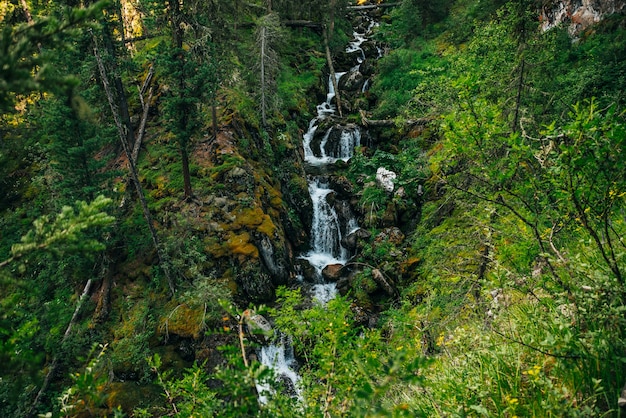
[226,231,259,258]
[159,302,205,339]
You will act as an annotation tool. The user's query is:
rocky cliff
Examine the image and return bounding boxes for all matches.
[541,0,626,35]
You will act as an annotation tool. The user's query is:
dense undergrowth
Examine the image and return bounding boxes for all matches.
[1,0,626,416]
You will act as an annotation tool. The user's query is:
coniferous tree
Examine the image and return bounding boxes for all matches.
[159,0,222,199]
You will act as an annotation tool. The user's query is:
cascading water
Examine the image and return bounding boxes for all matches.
[256,334,302,404]
[258,8,380,404]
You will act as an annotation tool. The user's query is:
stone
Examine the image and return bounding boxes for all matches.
[360,58,376,76]
[338,71,365,92]
[375,227,405,245]
[329,175,354,198]
[540,0,626,36]
[295,258,317,283]
[341,228,371,251]
[322,263,344,282]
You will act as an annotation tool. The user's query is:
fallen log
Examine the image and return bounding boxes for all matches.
[284,20,323,29]
[359,109,432,127]
[347,2,401,10]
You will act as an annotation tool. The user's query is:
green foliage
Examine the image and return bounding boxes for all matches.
[0,196,113,415]
[0,1,108,112]
[58,343,110,417]
[36,95,116,201]
[349,143,427,227]
[270,287,425,416]
[4,195,114,268]
[147,354,221,417]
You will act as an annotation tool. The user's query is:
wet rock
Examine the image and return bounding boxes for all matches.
[332,125,360,158]
[329,175,354,198]
[334,50,362,71]
[360,58,376,76]
[361,40,380,59]
[295,258,317,283]
[322,263,344,282]
[258,235,289,286]
[338,70,365,92]
[341,227,371,251]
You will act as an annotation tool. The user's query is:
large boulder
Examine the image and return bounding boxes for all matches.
[338,70,365,93]
[341,228,371,251]
[322,263,345,281]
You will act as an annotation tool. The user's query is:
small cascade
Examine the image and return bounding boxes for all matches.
[317,71,346,116]
[301,177,351,278]
[304,124,361,166]
[256,335,302,404]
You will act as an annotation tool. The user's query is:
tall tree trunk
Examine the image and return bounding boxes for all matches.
[181,141,193,199]
[169,0,193,200]
[102,26,135,148]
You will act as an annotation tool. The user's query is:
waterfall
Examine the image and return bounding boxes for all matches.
[256,335,302,404]
[257,9,380,404]
[300,177,350,279]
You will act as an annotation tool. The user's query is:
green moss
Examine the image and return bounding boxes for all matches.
[159,302,205,339]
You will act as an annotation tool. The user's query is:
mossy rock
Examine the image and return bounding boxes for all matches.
[226,231,259,258]
[159,302,206,339]
[105,382,162,413]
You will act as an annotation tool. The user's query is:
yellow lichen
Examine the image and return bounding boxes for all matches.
[226,231,259,258]
[233,207,265,230]
[256,214,276,236]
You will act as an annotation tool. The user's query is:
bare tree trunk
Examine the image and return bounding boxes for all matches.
[132,68,154,164]
[92,32,174,295]
[28,278,94,416]
[212,104,219,140]
[323,26,342,118]
[132,86,153,164]
[260,26,267,126]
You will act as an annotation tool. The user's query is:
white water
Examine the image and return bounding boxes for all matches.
[312,282,338,304]
[300,177,353,278]
[257,335,302,404]
[317,71,346,117]
[304,125,361,166]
